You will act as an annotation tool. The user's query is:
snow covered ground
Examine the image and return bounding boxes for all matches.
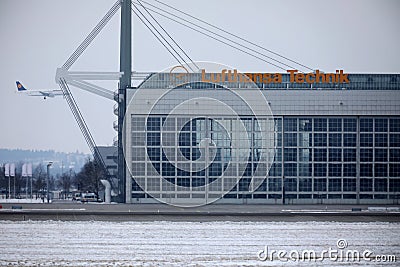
[0,198,44,203]
[0,220,399,266]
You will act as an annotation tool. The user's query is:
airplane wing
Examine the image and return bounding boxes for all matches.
[16,81,63,98]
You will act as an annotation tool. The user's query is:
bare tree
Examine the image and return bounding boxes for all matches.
[0,165,6,195]
[58,173,72,199]
[33,164,46,198]
[74,158,105,196]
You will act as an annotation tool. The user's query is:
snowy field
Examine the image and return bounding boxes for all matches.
[0,220,399,266]
[0,198,44,203]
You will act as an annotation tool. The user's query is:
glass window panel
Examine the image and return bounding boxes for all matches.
[375,148,388,162]
[276,133,282,147]
[360,178,373,192]
[314,178,327,191]
[299,148,312,162]
[329,148,342,162]
[268,178,282,191]
[343,118,357,132]
[177,178,190,187]
[360,133,373,147]
[284,178,297,191]
[274,118,282,132]
[343,134,357,147]
[374,178,387,192]
[389,179,400,192]
[390,149,400,162]
[390,118,400,132]
[284,148,297,162]
[269,163,282,177]
[375,133,388,147]
[389,164,400,177]
[283,118,297,132]
[374,163,387,177]
[343,178,356,191]
[147,132,160,146]
[299,178,312,192]
[274,148,282,162]
[360,164,373,177]
[284,133,297,147]
[162,162,176,176]
[360,118,373,132]
[329,133,342,147]
[131,132,146,146]
[360,149,373,162]
[314,118,327,132]
[178,132,191,147]
[329,118,342,132]
[390,134,400,147]
[343,164,356,177]
[328,178,342,191]
[146,117,160,131]
[299,118,312,132]
[374,118,387,132]
[147,147,160,161]
[299,163,312,176]
[343,149,356,162]
[329,164,342,177]
[314,133,327,147]
[132,117,146,131]
[314,163,327,177]
[314,148,327,162]
[284,163,297,176]
[298,133,312,147]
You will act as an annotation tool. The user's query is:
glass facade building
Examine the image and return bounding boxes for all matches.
[124,73,400,204]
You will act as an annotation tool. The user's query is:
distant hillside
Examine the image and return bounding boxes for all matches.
[0,149,89,174]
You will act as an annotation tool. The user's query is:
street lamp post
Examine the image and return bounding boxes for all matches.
[46,162,53,203]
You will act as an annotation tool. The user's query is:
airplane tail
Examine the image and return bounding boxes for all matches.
[16,81,27,91]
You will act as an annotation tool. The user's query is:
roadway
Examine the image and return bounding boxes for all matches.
[0,200,399,221]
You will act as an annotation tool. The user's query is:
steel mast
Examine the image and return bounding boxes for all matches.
[118,0,131,203]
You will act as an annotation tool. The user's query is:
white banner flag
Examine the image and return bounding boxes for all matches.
[22,163,27,177]
[27,163,33,177]
[10,163,15,177]
[4,163,9,177]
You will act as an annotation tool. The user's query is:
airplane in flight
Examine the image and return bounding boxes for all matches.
[16,81,63,99]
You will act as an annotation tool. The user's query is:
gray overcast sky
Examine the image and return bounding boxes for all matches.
[0,0,399,154]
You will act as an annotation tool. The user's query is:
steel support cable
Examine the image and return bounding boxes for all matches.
[59,80,95,152]
[59,79,118,190]
[64,2,120,69]
[63,5,120,70]
[62,0,121,70]
[133,1,296,71]
[132,3,287,71]
[132,4,195,72]
[131,5,194,72]
[131,6,188,69]
[63,1,120,69]
[64,8,119,70]
[150,0,314,71]
[58,79,107,173]
[136,0,200,71]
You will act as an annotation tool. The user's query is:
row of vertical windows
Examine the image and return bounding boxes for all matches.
[282,118,400,132]
[279,148,399,163]
[280,178,399,192]
[279,133,399,147]
[280,163,400,177]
